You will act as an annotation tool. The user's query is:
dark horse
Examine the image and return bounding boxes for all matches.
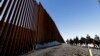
[93,39,100,48]
[87,39,100,48]
[79,39,100,48]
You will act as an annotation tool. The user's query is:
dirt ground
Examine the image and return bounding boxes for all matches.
[21,43,100,56]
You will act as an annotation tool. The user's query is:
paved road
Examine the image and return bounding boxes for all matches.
[22,44,93,56]
[90,48,100,56]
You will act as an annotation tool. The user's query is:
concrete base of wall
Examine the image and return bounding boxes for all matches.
[36,41,61,49]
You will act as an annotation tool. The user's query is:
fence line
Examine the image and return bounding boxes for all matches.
[0,0,64,56]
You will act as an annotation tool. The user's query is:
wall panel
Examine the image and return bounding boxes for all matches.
[0,0,64,56]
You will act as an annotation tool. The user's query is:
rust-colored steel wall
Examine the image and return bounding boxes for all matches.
[37,4,64,44]
[0,0,37,56]
[0,0,64,56]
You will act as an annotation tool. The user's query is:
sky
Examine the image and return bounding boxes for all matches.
[37,0,100,41]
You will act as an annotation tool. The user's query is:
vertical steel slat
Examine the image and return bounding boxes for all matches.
[26,0,30,52]
[25,0,28,53]
[7,0,22,55]
[1,0,16,55]
[22,2,27,53]
[27,0,30,52]
[14,0,25,55]
[30,0,36,49]
[11,0,24,55]
[0,0,11,44]
[0,0,11,37]
[20,1,27,54]
[19,0,27,54]
[28,0,34,51]
[4,0,20,55]
[29,0,37,50]
[27,0,33,51]
[16,0,26,55]
[0,0,16,56]
[0,0,7,15]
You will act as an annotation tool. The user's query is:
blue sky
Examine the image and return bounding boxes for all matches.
[37,0,100,41]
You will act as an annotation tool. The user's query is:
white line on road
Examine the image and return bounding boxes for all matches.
[89,49,93,56]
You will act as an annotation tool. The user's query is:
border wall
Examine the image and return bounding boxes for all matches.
[0,0,64,56]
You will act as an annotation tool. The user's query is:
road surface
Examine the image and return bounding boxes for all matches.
[21,44,100,56]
